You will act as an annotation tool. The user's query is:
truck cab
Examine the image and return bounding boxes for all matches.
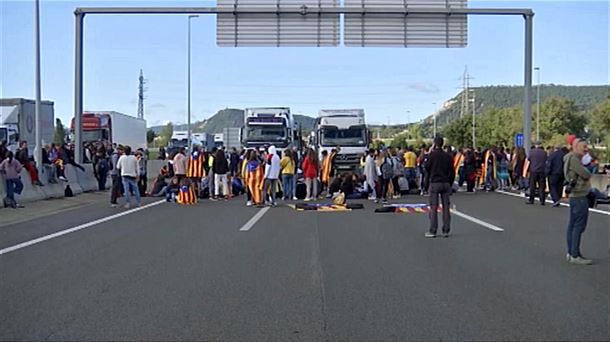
[313,109,369,172]
[242,107,295,153]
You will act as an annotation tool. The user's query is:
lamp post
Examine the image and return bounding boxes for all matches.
[534,66,541,142]
[34,0,42,173]
[187,15,198,152]
[470,89,476,148]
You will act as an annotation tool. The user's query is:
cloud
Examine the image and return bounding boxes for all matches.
[407,82,440,94]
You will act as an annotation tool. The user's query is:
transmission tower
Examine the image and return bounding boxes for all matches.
[137,69,147,119]
[458,66,474,118]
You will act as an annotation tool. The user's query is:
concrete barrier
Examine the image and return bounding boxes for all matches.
[38,167,66,198]
[64,165,83,195]
[14,169,46,203]
[76,164,98,192]
[40,165,65,199]
[147,159,168,180]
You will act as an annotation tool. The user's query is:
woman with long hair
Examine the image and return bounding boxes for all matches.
[301,148,319,201]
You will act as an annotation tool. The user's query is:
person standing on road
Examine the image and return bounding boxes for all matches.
[301,148,319,201]
[116,146,141,209]
[363,148,378,202]
[563,139,593,265]
[261,145,281,206]
[0,151,25,208]
[280,149,295,200]
[109,145,123,207]
[546,144,566,207]
[424,136,455,238]
[526,141,548,205]
[212,148,230,200]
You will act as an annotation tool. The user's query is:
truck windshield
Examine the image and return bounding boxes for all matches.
[170,139,188,148]
[0,128,6,142]
[246,126,287,142]
[82,130,103,142]
[321,126,366,147]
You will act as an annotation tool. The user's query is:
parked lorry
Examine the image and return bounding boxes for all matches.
[70,111,146,150]
[311,109,370,172]
[0,98,54,157]
[242,107,297,153]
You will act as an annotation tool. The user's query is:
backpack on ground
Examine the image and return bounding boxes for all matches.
[65,185,74,197]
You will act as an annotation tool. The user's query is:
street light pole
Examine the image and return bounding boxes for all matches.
[471,89,476,148]
[187,15,198,152]
[534,66,540,141]
[34,0,42,173]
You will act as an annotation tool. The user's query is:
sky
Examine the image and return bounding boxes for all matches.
[1,0,608,127]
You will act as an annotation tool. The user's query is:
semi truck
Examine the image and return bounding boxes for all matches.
[311,109,370,172]
[167,132,215,154]
[242,107,297,153]
[0,98,55,157]
[70,111,146,150]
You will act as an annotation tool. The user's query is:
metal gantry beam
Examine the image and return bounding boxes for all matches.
[73,6,534,163]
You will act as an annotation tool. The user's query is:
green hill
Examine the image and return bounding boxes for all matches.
[432,84,608,126]
[150,109,316,134]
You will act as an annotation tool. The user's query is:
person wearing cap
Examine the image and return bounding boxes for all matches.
[526,140,548,205]
[546,144,566,207]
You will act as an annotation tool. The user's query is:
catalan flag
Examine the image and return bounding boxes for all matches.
[177,184,197,205]
[245,160,264,205]
[453,152,464,176]
[321,151,336,185]
[187,151,205,178]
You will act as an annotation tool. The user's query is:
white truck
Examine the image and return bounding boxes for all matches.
[70,111,146,150]
[312,109,370,172]
[0,98,55,157]
[242,107,297,153]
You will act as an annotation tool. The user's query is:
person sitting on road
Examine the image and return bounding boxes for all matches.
[164,176,180,202]
[148,166,169,197]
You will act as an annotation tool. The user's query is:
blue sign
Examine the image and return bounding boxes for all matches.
[514,133,524,147]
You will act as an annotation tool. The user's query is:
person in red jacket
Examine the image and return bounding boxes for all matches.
[301,148,319,201]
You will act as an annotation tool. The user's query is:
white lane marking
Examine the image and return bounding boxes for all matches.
[496,190,610,217]
[239,207,270,231]
[451,206,504,232]
[0,200,166,256]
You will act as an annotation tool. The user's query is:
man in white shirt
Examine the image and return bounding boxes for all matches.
[261,145,281,207]
[116,145,140,208]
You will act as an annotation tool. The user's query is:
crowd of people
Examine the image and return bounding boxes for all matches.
[1,134,608,265]
[0,139,147,208]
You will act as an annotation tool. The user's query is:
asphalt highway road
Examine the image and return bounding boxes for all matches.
[0,191,608,341]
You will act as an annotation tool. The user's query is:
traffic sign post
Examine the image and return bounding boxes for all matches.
[514,133,524,147]
[72,2,534,163]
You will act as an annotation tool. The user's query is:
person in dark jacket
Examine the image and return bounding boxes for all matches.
[527,141,548,205]
[212,149,229,199]
[424,136,455,238]
[546,144,566,206]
